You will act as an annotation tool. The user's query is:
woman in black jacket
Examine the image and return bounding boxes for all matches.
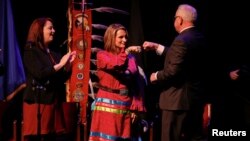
[22,17,76,141]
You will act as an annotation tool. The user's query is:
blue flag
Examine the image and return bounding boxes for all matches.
[0,0,26,100]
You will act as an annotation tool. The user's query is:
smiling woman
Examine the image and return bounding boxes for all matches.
[22,17,76,141]
[88,23,146,141]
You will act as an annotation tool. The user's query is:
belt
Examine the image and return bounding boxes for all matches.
[31,79,50,91]
[93,83,129,96]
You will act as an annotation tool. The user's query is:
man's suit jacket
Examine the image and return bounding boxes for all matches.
[157,27,207,110]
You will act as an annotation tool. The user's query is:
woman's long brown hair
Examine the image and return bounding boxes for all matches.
[103,23,128,54]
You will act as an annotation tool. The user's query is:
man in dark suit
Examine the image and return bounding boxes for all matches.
[143,4,208,141]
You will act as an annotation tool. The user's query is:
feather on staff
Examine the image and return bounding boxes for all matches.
[90,70,98,76]
[89,79,95,100]
[92,24,108,30]
[91,47,102,53]
[90,59,97,65]
[91,35,103,42]
[91,7,129,15]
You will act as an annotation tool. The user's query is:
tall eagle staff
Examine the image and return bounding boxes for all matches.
[67,0,92,140]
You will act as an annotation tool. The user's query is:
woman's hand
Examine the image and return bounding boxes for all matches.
[54,51,76,71]
[64,51,76,71]
[229,69,239,80]
[142,41,159,51]
[69,51,77,63]
[125,46,141,54]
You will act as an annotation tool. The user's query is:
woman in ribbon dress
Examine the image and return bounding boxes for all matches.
[89,23,146,141]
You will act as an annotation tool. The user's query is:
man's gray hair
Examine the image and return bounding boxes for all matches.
[176,4,197,22]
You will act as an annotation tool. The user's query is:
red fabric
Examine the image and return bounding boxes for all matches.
[67,9,92,124]
[97,51,137,89]
[89,51,145,141]
[62,102,78,133]
[90,90,132,137]
[22,102,65,136]
[130,95,147,112]
[203,104,211,135]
